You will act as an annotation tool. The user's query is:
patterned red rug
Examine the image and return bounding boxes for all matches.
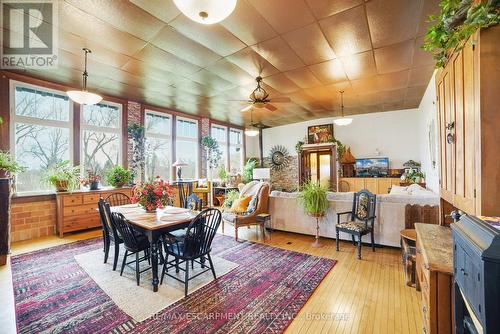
[11,235,336,334]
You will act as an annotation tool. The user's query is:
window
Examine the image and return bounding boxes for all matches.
[80,102,122,184]
[144,110,172,181]
[229,128,244,173]
[10,83,73,193]
[210,124,228,178]
[175,117,198,179]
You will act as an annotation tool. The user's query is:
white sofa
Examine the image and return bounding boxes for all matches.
[269,191,439,247]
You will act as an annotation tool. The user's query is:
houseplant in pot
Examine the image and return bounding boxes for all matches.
[81,169,101,190]
[42,160,80,192]
[131,176,174,213]
[298,181,329,247]
[105,165,133,188]
[0,151,26,179]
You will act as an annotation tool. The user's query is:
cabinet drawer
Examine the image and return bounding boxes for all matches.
[62,195,83,206]
[63,204,98,217]
[63,217,101,232]
[83,193,101,204]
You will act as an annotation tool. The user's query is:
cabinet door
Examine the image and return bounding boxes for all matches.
[353,178,365,192]
[377,178,392,194]
[365,178,378,194]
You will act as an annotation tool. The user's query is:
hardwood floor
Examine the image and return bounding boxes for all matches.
[0,226,422,334]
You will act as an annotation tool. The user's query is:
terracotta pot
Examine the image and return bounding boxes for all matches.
[114,182,125,188]
[309,212,325,218]
[55,180,69,192]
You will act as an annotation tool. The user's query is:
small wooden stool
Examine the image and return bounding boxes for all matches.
[256,214,272,240]
[400,229,418,288]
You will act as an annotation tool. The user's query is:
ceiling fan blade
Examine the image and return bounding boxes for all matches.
[226,99,250,102]
[270,97,291,103]
[240,105,253,112]
[264,103,277,111]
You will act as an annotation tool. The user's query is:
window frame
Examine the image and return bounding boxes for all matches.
[175,115,199,179]
[144,109,173,180]
[9,80,74,195]
[229,127,244,173]
[210,123,228,171]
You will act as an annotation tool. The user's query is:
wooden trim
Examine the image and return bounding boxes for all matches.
[73,103,81,165]
[172,114,177,181]
[198,120,203,178]
[12,193,56,203]
[0,74,10,151]
[121,103,128,169]
[226,125,231,170]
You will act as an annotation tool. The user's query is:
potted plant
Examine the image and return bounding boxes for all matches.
[131,176,174,213]
[105,165,133,188]
[222,190,240,208]
[0,151,26,178]
[81,170,101,190]
[42,160,80,192]
[298,181,329,247]
[217,165,228,186]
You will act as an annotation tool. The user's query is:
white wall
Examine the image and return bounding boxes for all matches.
[416,72,440,193]
[262,109,424,169]
[245,135,260,159]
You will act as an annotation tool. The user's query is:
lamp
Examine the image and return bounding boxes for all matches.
[253,168,270,182]
[67,48,103,105]
[245,109,260,137]
[333,90,353,126]
[172,160,189,180]
[173,0,237,25]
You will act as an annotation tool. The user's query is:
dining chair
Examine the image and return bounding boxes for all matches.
[160,208,222,297]
[105,192,131,207]
[97,198,123,270]
[111,212,151,286]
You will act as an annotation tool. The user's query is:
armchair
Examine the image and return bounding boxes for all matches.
[193,180,211,208]
[221,182,270,241]
[336,189,377,259]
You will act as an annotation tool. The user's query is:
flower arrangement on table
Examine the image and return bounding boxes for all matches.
[81,170,101,190]
[131,176,175,212]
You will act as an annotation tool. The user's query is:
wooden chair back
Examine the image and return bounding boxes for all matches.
[105,192,131,207]
[183,208,222,258]
[404,204,439,229]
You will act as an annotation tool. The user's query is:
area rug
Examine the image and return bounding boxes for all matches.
[11,235,336,334]
[75,249,238,322]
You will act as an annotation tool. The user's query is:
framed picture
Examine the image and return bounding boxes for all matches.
[307,124,334,144]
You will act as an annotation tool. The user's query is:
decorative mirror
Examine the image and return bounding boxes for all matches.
[269,145,290,171]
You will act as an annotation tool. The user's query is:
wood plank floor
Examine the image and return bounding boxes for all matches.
[0,226,422,334]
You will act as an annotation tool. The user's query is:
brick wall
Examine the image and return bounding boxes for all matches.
[10,199,56,242]
[200,117,210,178]
[263,156,300,192]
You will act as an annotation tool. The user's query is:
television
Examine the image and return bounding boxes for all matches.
[355,158,389,177]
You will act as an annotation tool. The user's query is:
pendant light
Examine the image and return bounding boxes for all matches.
[333,90,352,126]
[67,48,102,105]
[245,109,259,137]
[173,0,237,25]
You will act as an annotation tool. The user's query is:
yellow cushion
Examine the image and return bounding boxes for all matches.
[230,196,252,213]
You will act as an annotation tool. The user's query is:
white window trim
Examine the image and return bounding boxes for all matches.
[80,100,123,167]
[144,109,173,180]
[9,80,74,195]
[175,116,199,178]
[229,128,244,172]
[211,124,229,170]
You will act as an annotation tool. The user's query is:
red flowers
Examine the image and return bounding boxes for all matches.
[132,178,174,212]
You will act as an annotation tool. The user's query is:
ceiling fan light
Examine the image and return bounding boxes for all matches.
[245,127,259,137]
[67,90,102,105]
[333,117,353,126]
[173,0,237,24]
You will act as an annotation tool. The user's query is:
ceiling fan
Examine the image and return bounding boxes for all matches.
[230,76,291,112]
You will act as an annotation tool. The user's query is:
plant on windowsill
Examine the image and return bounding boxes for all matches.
[105,165,133,188]
[298,181,329,247]
[42,160,81,192]
[422,0,500,68]
[81,169,101,190]
[0,151,27,179]
[131,176,174,213]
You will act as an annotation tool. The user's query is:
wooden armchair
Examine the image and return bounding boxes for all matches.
[193,180,211,208]
[221,182,270,241]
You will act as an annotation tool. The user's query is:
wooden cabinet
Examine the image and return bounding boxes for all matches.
[56,188,132,237]
[436,26,500,217]
[415,224,453,334]
[339,177,400,194]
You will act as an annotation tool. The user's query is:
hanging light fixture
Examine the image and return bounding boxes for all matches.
[333,90,353,126]
[173,0,237,25]
[245,109,259,137]
[67,48,102,105]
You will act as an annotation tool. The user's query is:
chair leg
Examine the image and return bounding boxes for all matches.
[371,231,375,252]
[135,253,140,286]
[200,255,205,269]
[357,234,362,260]
[160,261,166,285]
[184,259,190,297]
[175,258,179,273]
[336,228,340,251]
[235,226,238,241]
[221,220,224,233]
[120,250,128,276]
[103,237,110,263]
[351,235,355,245]
[207,253,217,280]
[113,242,120,271]
[260,223,265,241]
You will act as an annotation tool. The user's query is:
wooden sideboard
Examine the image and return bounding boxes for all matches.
[56,187,132,237]
[436,26,500,218]
[415,223,453,334]
[339,177,400,194]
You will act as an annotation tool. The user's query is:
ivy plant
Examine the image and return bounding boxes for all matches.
[422,0,500,67]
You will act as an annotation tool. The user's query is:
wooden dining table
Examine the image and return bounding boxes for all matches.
[110,204,198,292]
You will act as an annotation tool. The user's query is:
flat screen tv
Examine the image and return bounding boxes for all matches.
[355,158,389,177]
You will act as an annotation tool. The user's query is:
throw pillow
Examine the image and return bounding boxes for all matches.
[389,185,409,195]
[230,196,252,213]
[247,195,258,214]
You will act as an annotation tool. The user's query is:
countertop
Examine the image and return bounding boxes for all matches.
[415,223,453,275]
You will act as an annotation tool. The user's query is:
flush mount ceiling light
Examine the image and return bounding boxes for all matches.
[333,90,353,126]
[173,0,237,25]
[67,48,102,105]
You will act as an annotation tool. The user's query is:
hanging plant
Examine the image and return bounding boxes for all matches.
[127,123,145,182]
[422,0,500,67]
[295,140,304,154]
[327,137,346,160]
[201,136,222,170]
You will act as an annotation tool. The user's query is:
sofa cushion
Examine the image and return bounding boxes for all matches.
[230,196,252,213]
[336,220,368,233]
[222,211,237,223]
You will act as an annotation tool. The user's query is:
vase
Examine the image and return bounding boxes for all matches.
[90,181,99,190]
